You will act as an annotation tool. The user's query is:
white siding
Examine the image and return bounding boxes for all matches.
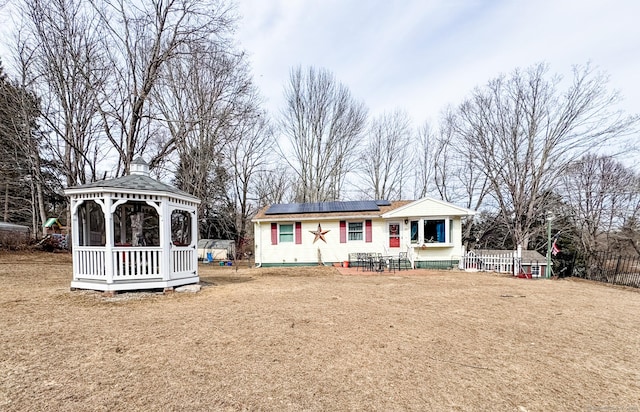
[256,219,392,264]
[383,197,472,219]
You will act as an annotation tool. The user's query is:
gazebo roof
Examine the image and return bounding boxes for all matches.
[64,158,199,202]
[70,174,192,197]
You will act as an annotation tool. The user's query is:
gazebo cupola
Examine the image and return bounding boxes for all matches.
[64,158,200,292]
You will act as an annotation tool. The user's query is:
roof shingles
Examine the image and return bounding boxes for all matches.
[69,174,196,199]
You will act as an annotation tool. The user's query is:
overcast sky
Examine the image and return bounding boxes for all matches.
[235,0,640,126]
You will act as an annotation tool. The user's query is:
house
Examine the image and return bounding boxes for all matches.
[252,197,475,268]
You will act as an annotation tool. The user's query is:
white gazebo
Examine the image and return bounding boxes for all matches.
[65,158,200,292]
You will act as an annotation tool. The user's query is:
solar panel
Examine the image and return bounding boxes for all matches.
[265,200,388,215]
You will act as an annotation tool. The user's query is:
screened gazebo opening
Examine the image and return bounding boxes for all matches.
[171,209,192,246]
[77,200,105,246]
[112,201,160,247]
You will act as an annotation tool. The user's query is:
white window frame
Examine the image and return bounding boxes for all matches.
[423,218,449,244]
[279,223,294,243]
[410,220,419,244]
[411,217,454,247]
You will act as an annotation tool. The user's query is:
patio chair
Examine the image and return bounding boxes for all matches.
[355,253,365,271]
[371,253,384,272]
[388,252,408,272]
[398,252,410,270]
[364,253,377,272]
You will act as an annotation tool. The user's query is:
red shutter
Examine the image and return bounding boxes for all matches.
[365,220,372,243]
[295,222,302,244]
[340,221,346,243]
[271,223,278,245]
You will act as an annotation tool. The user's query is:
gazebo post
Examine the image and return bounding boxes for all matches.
[70,198,81,281]
[191,209,198,270]
[161,198,171,281]
[103,195,114,284]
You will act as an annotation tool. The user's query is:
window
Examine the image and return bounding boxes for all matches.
[424,219,446,243]
[410,220,419,243]
[341,220,371,243]
[279,224,294,243]
[348,222,363,241]
[531,265,540,277]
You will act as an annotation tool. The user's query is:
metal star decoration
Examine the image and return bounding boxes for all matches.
[309,223,330,243]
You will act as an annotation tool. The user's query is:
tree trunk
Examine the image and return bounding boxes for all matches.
[4,182,9,222]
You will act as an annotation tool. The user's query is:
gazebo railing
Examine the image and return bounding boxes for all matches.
[75,246,194,282]
[113,246,162,279]
[74,247,107,280]
[171,246,196,279]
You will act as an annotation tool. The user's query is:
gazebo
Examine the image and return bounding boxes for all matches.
[65,158,200,292]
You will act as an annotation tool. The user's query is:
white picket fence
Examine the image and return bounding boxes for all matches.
[461,251,518,275]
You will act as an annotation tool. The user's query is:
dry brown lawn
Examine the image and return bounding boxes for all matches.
[1,252,639,411]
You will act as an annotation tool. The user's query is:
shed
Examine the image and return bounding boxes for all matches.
[64,158,200,292]
[0,222,30,247]
[0,221,30,235]
[197,239,235,261]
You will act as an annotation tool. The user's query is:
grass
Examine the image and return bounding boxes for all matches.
[1,251,639,411]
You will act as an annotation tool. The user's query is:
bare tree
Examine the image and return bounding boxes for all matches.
[412,119,469,203]
[449,62,638,249]
[17,0,107,187]
[253,167,292,209]
[90,0,235,175]
[155,33,262,243]
[439,114,490,247]
[412,122,437,199]
[560,154,640,254]
[280,66,367,203]
[0,57,48,235]
[359,110,412,200]
[411,117,489,247]
[158,41,252,195]
[227,114,273,243]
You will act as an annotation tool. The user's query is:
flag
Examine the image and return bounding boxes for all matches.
[551,236,560,256]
